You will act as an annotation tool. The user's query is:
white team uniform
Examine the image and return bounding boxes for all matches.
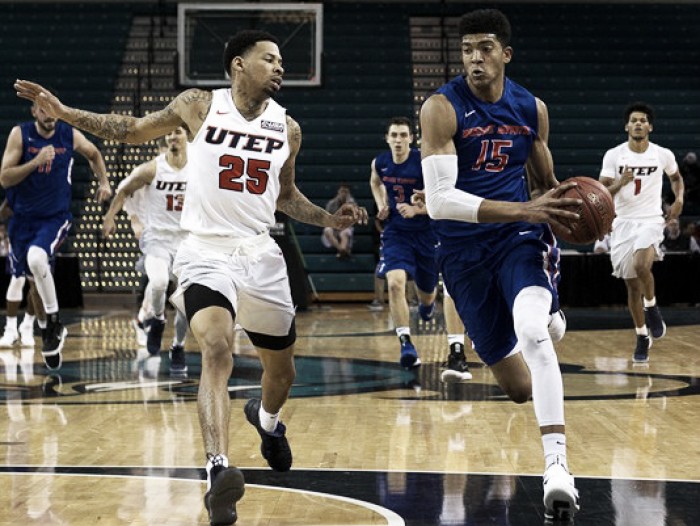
[599,142,678,279]
[140,152,189,273]
[172,88,295,337]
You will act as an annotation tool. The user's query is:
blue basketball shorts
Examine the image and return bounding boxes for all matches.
[440,227,561,366]
[381,226,439,294]
[8,213,72,278]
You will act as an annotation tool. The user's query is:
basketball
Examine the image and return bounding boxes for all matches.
[556,176,615,245]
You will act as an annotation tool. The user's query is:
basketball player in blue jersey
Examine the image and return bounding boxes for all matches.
[15,30,367,526]
[419,9,582,521]
[370,117,438,368]
[0,92,111,370]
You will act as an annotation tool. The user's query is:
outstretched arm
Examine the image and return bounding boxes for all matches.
[102,160,156,238]
[15,80,211,144]
[277,116,367,228]
[73,129,112,202]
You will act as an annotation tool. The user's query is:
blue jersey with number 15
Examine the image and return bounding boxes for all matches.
[434,75,538,241]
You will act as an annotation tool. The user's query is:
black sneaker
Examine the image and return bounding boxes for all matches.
[169,344,188,378]
[244,398,292,471]
[644,305,667,339]
[441,343,473,382]
[204,456,245,526]
[633,334,652,364]
[42,313,67,370]
[145,317,166,356]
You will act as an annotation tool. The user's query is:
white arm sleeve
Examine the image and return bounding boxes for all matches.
[422,154,484,223]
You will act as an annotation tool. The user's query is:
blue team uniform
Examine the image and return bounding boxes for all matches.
[375,148,438,293]
[6,121,74,277]
[434,75,561,366]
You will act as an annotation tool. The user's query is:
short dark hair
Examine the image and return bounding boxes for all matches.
[624,101,654,125]
[458,9,512,48]
[386,116,413,134]
[222,29,279,76]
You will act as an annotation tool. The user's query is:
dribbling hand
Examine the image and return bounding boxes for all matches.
[522,182,581,238]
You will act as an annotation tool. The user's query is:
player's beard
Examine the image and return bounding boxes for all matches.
[37,119,56,134]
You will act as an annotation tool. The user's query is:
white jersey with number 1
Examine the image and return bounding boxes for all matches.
[181,88,290,238]
[599,141,678,221]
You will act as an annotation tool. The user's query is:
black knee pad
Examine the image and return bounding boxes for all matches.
[183,283,235,324]
[245,320,296,351]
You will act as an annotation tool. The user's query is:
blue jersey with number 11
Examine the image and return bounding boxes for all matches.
[434,75,538,241]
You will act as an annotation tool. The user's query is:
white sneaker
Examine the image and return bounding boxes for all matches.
[543,461,580,521]
[19,325,35,347]
[548,310,567,343]
[0,329,19,347]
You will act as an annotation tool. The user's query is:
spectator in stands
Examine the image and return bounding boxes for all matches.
[321,184,356,259]
[680,151,700,215]
[0,89,110,369]
[15,29,367,526]
[420,9,582,521]
[369,116,438,369]
[661,218,690,253]
[599,102,684,364]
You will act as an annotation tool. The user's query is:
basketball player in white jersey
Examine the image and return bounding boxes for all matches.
[16,29,367,525]
[599,102,684,364]
[103,127,190,376]
[120,136,169,349]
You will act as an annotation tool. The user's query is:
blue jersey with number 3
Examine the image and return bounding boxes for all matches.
[434,75,538,241]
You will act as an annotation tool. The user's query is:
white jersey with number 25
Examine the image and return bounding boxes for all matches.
[181,88,291,238]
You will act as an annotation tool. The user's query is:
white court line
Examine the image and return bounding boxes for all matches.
[2,471,405,526]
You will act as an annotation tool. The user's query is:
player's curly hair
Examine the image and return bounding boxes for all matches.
[222,29,279,76]
[624,101,654,125]
[458,9,512,47]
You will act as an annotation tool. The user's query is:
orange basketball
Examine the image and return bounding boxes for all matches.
[557,176,615,245]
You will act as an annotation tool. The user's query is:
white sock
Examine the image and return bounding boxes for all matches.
[37,318,47,329]
[542,433,567,470]
[448,334,465,347]
[643,297,656,308]
[396,327,410,338]
[21,314,35,330]
[635,326,649,336]
[5,316,17,333]
[258,404,280,433]
[205,453,229,490]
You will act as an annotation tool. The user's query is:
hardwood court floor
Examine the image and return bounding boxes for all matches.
[1,301,699,525]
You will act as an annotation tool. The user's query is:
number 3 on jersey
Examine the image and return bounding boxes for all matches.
[219,154,270,194]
